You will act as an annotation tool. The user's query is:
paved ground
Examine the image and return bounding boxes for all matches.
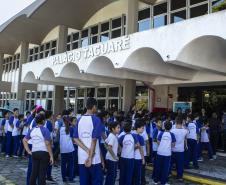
[0,154,198,185]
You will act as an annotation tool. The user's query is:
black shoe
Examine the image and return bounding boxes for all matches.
[46,177,55,182]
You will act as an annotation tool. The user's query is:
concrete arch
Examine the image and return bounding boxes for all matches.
[177,35,226,73]
[86,56,116,76]
[123,47,195,80]
[39,67,55,81]
[59,62,81,79]
[23,71,36,83]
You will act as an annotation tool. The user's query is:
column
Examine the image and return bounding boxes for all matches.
[53,25,68,114]
[123,79,136,113]
[0,53,3,81]
[126,0,139,35]
[17,42,29,112]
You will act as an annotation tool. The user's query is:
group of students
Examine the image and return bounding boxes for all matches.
[0,108,30,158]
[0,99,216,185]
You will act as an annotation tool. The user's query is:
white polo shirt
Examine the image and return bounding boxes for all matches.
[105,133,118,161]
[73,114,102,165]
[171,128,188,152]
[157,131,176,156]
[60,125,74,153]
[187,122,198,140]
[201,127,210,143]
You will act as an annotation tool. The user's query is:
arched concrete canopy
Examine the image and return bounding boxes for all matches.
[177,36,226,74]
[59,62,81,79]
[0,0,116,54]
[39,68,55,81]
[87,56,156,82]
[122,47,196,80]
[23,71,36,83]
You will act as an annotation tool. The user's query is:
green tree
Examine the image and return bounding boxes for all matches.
[212,0,226,12]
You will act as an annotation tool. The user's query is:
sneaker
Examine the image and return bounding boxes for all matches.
[5,155,9,158]
[197,158,203,162]
[12,155,18,158]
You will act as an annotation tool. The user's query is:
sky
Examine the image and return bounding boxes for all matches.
[0,0,35,26]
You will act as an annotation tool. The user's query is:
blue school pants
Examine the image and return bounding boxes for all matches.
[201,142,213,159]
[1,135,6,153]
[19,135,26,156]
[73,145,79,178]
[133,159,142,185]
[26,144,32,185]
[46,164,52,178]
[186,139,198,168]
[154,154,171,185]
[171,152,184,178]
[13,135,20,156]
[152,151,157,180]
[105,160,118,185]
[61,152,74,181]
[119,158,134,185]
[79,163,103,185]
[6,131,12,156]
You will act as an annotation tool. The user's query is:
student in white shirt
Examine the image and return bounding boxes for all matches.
[132,119,145,185]
[118,121,138,185]
[185,115,199,169]
[60,115,75,183]
[73,98,103,185]
[154,121,176,185]
[23,113,54,185]
[200,121,213,160]
[6,108,19,157]
[171,117,188,181]
[104,122,120,185]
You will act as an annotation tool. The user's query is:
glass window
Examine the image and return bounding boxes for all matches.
[72,32,79,41]
[48,91,53,98]
[77,99,84,113]
[37,92,41,99]
[112,29,121,39]
[190,4,208,18]
[67,35,71,43]
[51,49,56,56]
[136,98,148,110]
[69,90,75,98]
[26,92,30,99]
[82,29,88,38]
[91,25,98,35]
[190,0,207,5]
[31,92,35,99]
[78,89,85,97]
[67,44,71,51]
[25,100,30,110]
[108,99,118,110]
[81,38,89,47]
[31,100,35,107]
[97,100,106,110]
[40,53,44,59]
[101,22,109,32]
[171,10,186,23]
[138,19,151,31]
[171,0,186,11]
[100,33,109,42]
[112,18,121,29]
[34,47,39,53]
[136,86,148,96]
[52,40,57,48]
[72,42,79,49]
[91,36,98,44]
[29,49,33,55]
[87,88,95,97]
[47,100,52,111]
[97,88,106,97]
[46,43,50,49]
[154,2,167,16]
[138,8,150,21]
[212,0,226,12]
[40,45,44,52]
[109,87,119,97]
[153,15,167,28]
[64,90,67,98]
[42,91,47,98]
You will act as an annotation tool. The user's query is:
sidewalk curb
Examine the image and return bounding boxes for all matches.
[146,166,226,185]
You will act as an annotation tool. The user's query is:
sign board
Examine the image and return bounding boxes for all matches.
[173,102,192,113]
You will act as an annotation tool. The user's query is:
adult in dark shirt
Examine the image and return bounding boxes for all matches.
[209,112,221,158]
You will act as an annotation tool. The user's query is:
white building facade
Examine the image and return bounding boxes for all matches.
[0,0,226,114]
